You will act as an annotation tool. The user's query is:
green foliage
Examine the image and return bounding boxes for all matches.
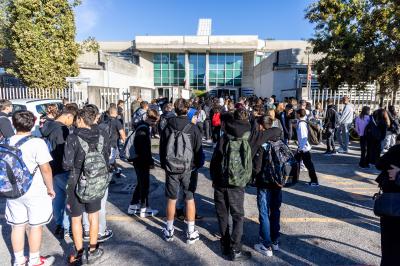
[80,36,100,54]
[4,0,80,88]
[306,0,400,95]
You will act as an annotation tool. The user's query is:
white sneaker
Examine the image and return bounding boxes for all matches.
[162,227,174,242]
[28,256,55,266]
[186,230,200,244]
[254,243,273,257]
[272,242,279,251]
[127,204,140,215]
[13,257,27,266]
[139,207,159,218]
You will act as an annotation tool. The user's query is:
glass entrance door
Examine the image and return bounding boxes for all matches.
[157,87,171,99]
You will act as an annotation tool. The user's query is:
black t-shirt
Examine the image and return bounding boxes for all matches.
[109,118,123,148]
[0,112,14,139]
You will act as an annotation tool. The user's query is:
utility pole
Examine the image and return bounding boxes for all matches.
[306,47,312,100]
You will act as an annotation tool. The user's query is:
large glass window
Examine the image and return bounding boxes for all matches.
[209,53,242,87]
[154,53,185,86]
[189,53,206,90]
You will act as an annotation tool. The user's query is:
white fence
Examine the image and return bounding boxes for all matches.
[0,87,85,106]
[311,88,400,113]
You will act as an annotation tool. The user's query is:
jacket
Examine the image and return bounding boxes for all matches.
[376,145,400,193]
[210,117,251,187]
[159,115,203,170]
[324,105,338,130]
[249,127,282,189]
[133,119,155,167]
[63,126,111,200]
[40,120,70,175]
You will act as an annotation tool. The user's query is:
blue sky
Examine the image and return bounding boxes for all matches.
[75,0,316,41]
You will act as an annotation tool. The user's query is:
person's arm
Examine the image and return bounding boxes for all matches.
[0,118,15,137]
[192,126,203,168]
[39,162,55,199]
[119,129,127,143]
[354,118,360,135]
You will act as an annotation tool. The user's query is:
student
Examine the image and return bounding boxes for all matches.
[117,100,125,126]
[324,99,339,155]
[278,104,294,144]
[249,115,283,257]
[127,109,159,217]
[82,105,114,244]
[5,110,55,266]
[0,99,14,140]
[159,98,203,244]
[106,105,127,175]
[132,101,149,130]
[40,109,75,239]
[355,106,371,168]
[63,108,111,265]
[210,108,252,261]
[337,96,355,153]
[158,103,175,133]
[296,109,319,186]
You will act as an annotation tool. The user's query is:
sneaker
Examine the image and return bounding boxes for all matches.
[162,227,174,242]
[54,225,64,239]
[83,231,90,242]
[254,243,273,257]
[29,256,55,266]
[98,229,113,243]
[230,250,252,261]
[272,241,279,251]
[86,246,104,265]
[337,148,348,154]
[186,230,200,244]
[308,182,320,187]
[139,207,159,218]
[127,204,140,215]
[13,257,28,266]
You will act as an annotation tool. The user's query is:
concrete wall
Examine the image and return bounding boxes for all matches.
[242,52,255,88]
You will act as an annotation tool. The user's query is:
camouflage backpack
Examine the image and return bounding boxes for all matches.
[223,132,253,187]
[76,135,111,202]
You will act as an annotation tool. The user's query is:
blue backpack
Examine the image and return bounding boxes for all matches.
[0,136,38,199]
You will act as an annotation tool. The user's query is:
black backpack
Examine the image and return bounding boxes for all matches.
[260,140,299,187]
[365,116,383,141]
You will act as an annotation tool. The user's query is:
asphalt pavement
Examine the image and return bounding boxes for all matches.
[0,140,381,266]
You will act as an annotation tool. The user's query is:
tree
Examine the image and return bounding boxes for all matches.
[306,0,400,97]
[4,0,81,88]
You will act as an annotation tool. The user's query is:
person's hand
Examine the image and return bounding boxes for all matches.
[388,165,400,181]
[47,188,56,199]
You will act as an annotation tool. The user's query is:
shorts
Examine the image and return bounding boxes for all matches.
[165,170,198,200]
[5,193,53,227]
[68,193,101,217]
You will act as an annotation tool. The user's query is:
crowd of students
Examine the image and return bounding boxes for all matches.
[0,93,399,265]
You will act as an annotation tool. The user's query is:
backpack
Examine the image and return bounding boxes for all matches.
[212,113,221,127]
[132,109,146,129]
[365,116,382,141]
[0,136,37,199]
[122,124,148,162]
[260,140,299,187]
[159,115,169,132]
[223,132,253,188]
[165,124,194,174]
[300,120,322,145]
[390,117,400,135]
[76,135,111,202]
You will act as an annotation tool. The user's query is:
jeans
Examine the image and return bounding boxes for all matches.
[204,120,211,140]
[214,186,244,251]
[130,166,150,208]
[257,188,282,247]
[53,172,70,229]
[325,128,336,152]
[83,188,108,235]
[212,126,221,143]
[338,123,351,151]
[295,151,319,184]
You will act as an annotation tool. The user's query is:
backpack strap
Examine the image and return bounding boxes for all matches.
[182,123,193,134]
[77,136,90,154]
[14,135,35,149]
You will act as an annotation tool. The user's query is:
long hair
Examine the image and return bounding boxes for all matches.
[360,106,370,120]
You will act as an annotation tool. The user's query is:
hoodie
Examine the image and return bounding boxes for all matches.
[63,126,110,200]
[210,117,251,187]
[249,127,282,188]
[40,120,70,175]
[159,115,203,170]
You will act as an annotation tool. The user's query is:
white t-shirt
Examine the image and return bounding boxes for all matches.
[9,135,53,196]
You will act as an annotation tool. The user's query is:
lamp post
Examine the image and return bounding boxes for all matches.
[305,46,312,100]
